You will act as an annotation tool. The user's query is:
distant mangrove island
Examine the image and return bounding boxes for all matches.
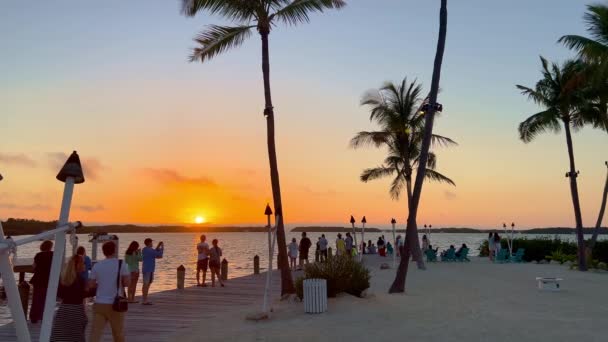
[1,218,606,236]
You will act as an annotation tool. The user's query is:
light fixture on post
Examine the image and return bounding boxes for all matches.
[391,218,397,267]
[40,151,84,342]
[349,215,358,255]
[262,203,277,316]
[419,102,444,115]
[360,216,367,261]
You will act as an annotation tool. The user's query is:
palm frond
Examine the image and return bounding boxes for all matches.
[431,134,458,147]
[181,0,258,21]
[389,173,406,200]
[559,35,608,60]
[349,131,390,149]
[270,0,346,25]
[516,85,549,107]
[360,167,395,182]
[424,169,455,186]
[189,25,255,63]
[518,109,562,143]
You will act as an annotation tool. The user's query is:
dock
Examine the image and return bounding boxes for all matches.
[0,270,281,341]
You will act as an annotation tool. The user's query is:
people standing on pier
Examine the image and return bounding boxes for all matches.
[76,246,92,282]
[422,235,430,253]
[345,233,354,256]
[89,241,130,342]
[494,233,502,257]
[51,254,89,342]
[336,233,345,256]
[29,240,53,323]
[124,241,142,303]
[319,234,328,262]
[377,236,386,256]
[208,239,225,287]
[288,238,298,270]
[196,235,210,287]
[141,238,164,305]
[298,232,312,269]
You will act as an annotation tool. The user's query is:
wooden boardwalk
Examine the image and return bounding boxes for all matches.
[0,271,280,341]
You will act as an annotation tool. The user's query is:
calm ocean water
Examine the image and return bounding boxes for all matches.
[2,232,605,293]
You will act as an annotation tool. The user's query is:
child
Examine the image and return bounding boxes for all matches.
[208,239,225,287]
[288,238,298,270]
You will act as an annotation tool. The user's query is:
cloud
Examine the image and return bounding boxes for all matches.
[0,153,37,167]
[444,190,457,200]
[76,204,105,212]
[141,168,216,187]
[0,202,52,211]
[47,152,105,180]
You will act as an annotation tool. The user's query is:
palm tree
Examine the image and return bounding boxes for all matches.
[516,57,608,271]
[181,0,346,295]
[351,78,456,268]
[389,0,449,294]
[559,4,608,62]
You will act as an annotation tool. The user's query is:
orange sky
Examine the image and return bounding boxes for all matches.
[1,1,607,229]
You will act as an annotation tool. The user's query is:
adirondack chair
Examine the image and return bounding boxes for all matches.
[510,248,525,263]
[494,249,510,263]
[425,249,438,262]
[441,249,456,262]
[457,248,470,262]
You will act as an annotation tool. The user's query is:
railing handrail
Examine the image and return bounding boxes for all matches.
[0,221,81,253]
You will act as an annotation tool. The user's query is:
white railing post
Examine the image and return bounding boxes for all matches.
[39,177,75,342]
[0,220,32,342]
[40,151,84,342]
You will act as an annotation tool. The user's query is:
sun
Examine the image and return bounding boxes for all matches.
[195,216,206,224]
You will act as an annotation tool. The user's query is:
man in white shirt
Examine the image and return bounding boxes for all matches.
[319,234,328,262]
[196,234,210,287]
[89,241,130,342]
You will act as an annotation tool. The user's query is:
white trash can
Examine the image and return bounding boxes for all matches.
[303,278,327,313]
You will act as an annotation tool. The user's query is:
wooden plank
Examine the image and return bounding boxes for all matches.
[0,270,282,341]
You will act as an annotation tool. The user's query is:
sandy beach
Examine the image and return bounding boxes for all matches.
[178,255,608,342]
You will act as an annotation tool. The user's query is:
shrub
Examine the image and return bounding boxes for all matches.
[295,256,370,299]
[546,250,576,264]
[591,240,608,263]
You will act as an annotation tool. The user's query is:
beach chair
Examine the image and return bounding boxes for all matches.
[441,249,456,262]
[457,248,470,262]
[494,249,510,263]
[425,249,438,262]
[510,248,525,263]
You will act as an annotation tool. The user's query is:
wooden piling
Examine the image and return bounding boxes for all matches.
[177,265,185,290]
[221,259,228,281]
[18,281,30,317]
[253,255,260,274]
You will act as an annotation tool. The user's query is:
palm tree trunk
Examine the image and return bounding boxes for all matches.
[563,121,587,271]
[260,30,295,294]
[588,163,608,251]
[405,177,425,268]
[390,0,447,293]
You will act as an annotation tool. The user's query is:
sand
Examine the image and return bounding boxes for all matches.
[177,255,608,342]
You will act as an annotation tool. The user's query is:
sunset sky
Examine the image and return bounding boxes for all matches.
[1,1,607,229]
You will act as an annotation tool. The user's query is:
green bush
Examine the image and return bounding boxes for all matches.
[295,256,370,299]
[591,240,608,263]
[478,237,577,262]
[546,250,577,264]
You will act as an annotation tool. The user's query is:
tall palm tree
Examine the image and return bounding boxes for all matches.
[181,0,346,295]
[516,57,608,271]
[351,78,456,267]
[390,0,449,294]
[559,4,608,62]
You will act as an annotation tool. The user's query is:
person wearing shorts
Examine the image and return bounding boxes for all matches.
[196,235,210,287]
[298,232,312,269]
[141,238,163,305]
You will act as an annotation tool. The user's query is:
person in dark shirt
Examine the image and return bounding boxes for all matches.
[298,232,312,269]
[29,240,54,323]
[51,254,90,341]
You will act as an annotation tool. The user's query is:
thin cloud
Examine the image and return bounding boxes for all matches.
[141,168,216,187]
[77,204,105,212]
[0,202,52,211]
[47,152,105,180]
[444,190,457,200]
[0,153,37,168]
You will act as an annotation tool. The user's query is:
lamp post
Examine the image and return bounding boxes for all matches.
[0,174,32,342]
[40,151,84,342]
[262,204,277,315]
[349,215,358,255]
[510,222,515,255]
[391,218,397,267]
[360,216,366,261]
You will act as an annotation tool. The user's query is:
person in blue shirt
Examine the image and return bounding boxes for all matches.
[76,246,92,281]
[141,238,164,305]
